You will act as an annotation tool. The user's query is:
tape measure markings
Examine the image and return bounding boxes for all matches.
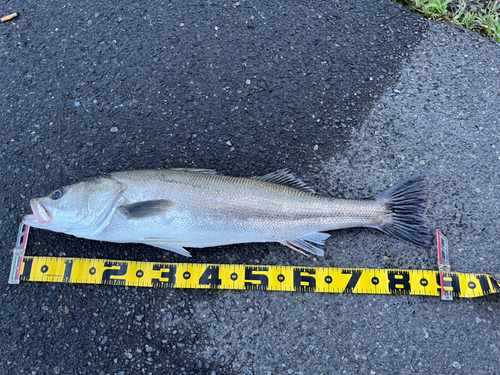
[17,256,500,299]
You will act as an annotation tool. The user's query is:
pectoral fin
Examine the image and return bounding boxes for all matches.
[118,199,175,220]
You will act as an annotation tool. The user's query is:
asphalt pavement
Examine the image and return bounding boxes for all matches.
[1,0,500,374]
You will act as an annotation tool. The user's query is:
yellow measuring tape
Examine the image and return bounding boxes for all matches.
[16,256,500,298]
[8,225,500,299]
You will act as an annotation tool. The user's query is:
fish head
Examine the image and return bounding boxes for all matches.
[23,175,126,236]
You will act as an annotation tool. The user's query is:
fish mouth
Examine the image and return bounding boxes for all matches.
[24,199,52,224]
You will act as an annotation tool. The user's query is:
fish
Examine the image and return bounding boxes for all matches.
[22,168,433,257]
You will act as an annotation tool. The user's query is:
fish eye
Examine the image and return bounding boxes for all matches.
[51,189,63,200]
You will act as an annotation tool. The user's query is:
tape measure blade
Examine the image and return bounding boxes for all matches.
[15,256,499,299]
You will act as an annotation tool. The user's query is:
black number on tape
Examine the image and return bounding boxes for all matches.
[244,266,269,291]
[102,261,128,285]
[199,266,222,288]
[151,264,177,287]
[477,275,492,295]
[342,269,362,293]
[293,268,316,292]
[489,276,500,293]
[63,260,73,282]
[388,271,411,294]
[20,258,34,280]
[435,273,461,297]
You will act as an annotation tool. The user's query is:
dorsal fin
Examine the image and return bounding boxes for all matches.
[169,168,217,174]
[254,168,316,193]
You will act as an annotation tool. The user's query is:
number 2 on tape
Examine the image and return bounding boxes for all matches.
[102,262,128,285]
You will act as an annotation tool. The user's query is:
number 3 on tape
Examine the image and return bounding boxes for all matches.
[8,225,500,300]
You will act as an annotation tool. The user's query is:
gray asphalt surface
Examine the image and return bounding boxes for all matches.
[1,0,500,374]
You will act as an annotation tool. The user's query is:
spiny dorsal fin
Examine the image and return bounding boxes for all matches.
[169,168,217,174]
[254,168,316,193]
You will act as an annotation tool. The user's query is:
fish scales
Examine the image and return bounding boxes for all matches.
[109,170,382,239]
[23,168,433,257]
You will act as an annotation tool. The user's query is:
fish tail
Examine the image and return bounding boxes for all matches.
[374,176,433,248]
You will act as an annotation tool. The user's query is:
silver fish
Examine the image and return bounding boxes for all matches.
[23,168,432,257]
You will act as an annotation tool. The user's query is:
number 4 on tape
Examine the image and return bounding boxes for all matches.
[8,225,500,300]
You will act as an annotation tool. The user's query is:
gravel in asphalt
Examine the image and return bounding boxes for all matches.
[1,0,499,374]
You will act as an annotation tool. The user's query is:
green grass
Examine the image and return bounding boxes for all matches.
[395,0,500,43]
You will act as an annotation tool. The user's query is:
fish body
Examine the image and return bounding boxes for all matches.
[23,168,432,257]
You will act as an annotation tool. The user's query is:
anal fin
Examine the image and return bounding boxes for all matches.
[279,232,329,257]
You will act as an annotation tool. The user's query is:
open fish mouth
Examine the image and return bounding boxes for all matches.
[26,199,52,224]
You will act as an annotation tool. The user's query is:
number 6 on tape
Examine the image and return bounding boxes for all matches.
[8,226,500,300]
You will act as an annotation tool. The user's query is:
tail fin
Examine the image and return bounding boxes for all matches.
[375,176,433,248]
